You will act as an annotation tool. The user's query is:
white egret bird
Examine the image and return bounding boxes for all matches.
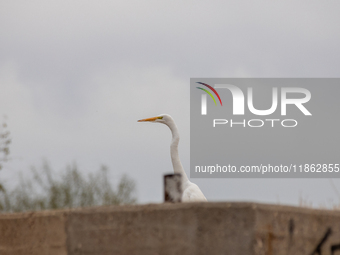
[138,114,207,202]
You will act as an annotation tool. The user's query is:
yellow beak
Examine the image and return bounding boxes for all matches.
[137,116,160,122]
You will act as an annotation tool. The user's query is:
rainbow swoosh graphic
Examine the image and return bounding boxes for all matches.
[196,82,223,106]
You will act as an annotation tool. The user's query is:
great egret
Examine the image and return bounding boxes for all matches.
[138,114,207,202]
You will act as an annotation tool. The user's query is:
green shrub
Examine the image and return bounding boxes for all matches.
[0,162,137,212]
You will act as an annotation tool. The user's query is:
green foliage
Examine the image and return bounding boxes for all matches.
[0,162,137,212]
[0,116,136,213]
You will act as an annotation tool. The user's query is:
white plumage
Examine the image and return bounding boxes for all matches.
[138,114,207,202]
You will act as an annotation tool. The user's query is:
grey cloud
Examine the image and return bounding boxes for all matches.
[0,1,340,205]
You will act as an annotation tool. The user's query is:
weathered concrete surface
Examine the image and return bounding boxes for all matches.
[252,204,340,255]
[0,210,67,255]
[66,203,254,255]
[1,203,340,255]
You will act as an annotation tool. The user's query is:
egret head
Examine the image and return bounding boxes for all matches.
[137,114,173,125]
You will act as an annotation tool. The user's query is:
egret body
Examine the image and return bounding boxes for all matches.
[138,114,207,202]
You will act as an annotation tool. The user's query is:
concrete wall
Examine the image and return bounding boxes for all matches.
[1,203,340,255]
[0,210,66,255]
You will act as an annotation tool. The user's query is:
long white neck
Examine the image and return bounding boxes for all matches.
[166,119,189,183]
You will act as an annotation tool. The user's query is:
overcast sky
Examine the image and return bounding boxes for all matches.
[1,1,340,207]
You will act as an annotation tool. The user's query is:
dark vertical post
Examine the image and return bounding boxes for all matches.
[164,174,183,203]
